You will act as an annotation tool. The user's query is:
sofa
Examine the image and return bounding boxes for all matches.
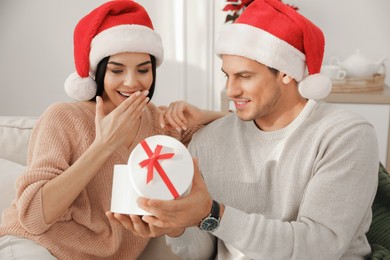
[2,116,390,259]
[0,116,180,260]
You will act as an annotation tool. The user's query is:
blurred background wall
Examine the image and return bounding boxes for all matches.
[0,0,389,116]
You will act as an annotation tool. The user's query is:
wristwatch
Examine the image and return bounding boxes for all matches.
[199,200,221,232]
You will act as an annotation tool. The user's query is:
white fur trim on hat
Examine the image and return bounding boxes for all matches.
[90,24,164,74]
[64,72,97,101]
[216,23,306,81]
[298,74,332,100]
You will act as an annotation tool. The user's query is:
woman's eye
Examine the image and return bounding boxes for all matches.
[138,69,149,74]
[110,69,122,74]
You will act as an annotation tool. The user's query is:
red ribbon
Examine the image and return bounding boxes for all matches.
[138,140,179,198]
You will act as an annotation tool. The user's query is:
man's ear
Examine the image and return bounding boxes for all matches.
[282,74,293,84]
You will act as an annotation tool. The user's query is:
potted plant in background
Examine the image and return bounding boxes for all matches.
[223,0,299,23]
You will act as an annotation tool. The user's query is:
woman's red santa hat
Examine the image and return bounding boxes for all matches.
[216,0,332,100]
[64,0,164,101]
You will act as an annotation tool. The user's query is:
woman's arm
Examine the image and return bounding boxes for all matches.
[159,101,228,132]
[41,94,148,224]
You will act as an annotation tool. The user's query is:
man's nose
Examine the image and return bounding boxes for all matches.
[226,79,241,98]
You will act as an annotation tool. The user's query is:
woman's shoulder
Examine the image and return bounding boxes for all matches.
[42,101,93,117]
[38,101,95,128]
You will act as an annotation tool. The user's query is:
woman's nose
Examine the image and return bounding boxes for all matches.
[123,72,137,87]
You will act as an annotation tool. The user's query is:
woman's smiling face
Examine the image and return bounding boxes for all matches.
[102,52,153,112]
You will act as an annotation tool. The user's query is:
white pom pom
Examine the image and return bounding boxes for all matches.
[64,72,97,101]
[298,74,332,100]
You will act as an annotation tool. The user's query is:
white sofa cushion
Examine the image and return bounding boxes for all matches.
[0,116,37,165]
[0,158,25,215]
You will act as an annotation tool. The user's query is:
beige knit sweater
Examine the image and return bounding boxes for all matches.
[0,101,197,259]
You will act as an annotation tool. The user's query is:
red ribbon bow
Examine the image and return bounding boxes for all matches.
[138,140,179,198]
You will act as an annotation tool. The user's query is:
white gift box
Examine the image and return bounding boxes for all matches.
[110,135,194,215]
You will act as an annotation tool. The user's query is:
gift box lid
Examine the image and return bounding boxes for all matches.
[128,135,194,200]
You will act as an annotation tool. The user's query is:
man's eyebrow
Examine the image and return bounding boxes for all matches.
[221,68,253,75]
[236,70,252,75]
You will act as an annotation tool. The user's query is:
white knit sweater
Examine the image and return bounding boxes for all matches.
[166,100,379,260]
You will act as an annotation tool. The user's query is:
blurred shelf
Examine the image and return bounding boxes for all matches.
[325,85,390,104]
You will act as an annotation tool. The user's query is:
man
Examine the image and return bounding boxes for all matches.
[109,0,379,258]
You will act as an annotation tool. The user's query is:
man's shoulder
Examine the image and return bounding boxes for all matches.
[191,113,237,140]
[199,112,236,131]
[307,101,375,139]
[315,101,369,124]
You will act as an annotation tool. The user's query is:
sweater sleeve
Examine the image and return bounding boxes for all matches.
[15,103,82,235]
[165,227,217,259]
[212,123,379,259]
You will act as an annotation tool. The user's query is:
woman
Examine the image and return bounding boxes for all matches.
[0,1,225,259]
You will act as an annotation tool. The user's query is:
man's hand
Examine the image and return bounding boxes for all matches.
[137,158,213,230]
[106,159,213,238]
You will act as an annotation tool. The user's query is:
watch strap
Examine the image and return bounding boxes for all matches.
[199,200,221,232]
[210,200,220,219]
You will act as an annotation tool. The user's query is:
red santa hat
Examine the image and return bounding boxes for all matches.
[216,0,331,100]
[64,0,164,101]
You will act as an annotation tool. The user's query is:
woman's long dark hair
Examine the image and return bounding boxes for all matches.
[92,54,156,101]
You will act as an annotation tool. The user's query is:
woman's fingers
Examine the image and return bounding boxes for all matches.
[95,96,105,119]
[110,213,168,238]
[129,215,152,238]
[112,90,147,115]
[105,211,121,225]
[158,110,165,129]
[164,102,188,131]
[93,90,150,151]
[114,213,136,231]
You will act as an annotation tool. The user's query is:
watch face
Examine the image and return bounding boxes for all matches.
[200,217,219,232]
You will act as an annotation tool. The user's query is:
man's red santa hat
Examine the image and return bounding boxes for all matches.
[216,0,331,100]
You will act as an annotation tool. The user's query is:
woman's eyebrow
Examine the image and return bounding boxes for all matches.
[137,60,152,67]
[107,60,151,67]
[108,61,124,66]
